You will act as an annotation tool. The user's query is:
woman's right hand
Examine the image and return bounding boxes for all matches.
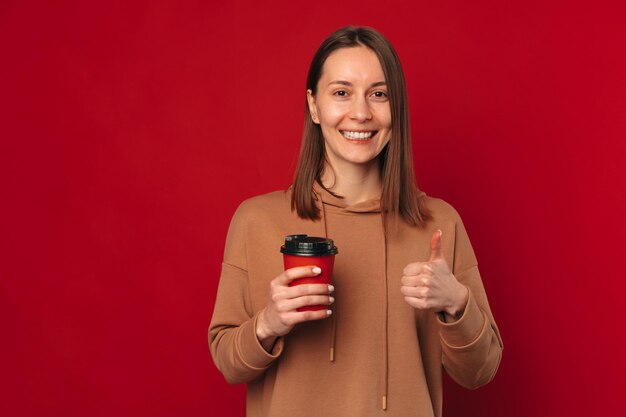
[256,266,334,348]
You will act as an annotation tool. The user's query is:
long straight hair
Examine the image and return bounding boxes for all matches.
[291,26,431,227]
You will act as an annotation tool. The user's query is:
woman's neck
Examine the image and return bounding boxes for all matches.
[320,159,383,206]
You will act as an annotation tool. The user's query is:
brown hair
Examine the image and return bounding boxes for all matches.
[291,26,431,227]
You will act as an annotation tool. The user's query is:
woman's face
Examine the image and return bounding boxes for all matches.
[307,46,392,170]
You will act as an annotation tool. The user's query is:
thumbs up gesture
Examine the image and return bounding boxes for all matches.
[400,230,469,321]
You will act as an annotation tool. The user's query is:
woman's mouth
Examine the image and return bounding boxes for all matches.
[341,130,377,140]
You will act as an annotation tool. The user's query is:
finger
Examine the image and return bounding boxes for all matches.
[400,286,427,298]
[283,294,335,311]
[429,229,443,261]
[401,273,429,286]
[404,296,431,310]
[285,283,334,299]
[291,309,333,324]
[403,262,426,276]
[278,266,322,286]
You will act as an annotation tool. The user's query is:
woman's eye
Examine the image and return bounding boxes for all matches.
[372,91,388,98]
[334,90,348,97]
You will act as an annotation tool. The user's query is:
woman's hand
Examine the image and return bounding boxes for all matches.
[256,266,334,350]
[401,230,469,321]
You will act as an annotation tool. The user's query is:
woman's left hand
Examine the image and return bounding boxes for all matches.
[401,230,469,321]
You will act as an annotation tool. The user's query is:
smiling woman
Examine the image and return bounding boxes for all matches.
[209,26,503,417]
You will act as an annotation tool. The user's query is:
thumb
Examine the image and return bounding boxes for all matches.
[429,229,443,261]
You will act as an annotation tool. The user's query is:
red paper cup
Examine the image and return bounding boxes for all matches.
[281,235,338,311]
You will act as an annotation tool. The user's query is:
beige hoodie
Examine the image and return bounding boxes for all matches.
[209,185,502,416]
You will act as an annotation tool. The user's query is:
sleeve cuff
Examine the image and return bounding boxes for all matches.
[235,312,284,371]
[438,288,488,349]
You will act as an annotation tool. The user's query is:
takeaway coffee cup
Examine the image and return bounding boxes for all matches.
[280,234,338,312]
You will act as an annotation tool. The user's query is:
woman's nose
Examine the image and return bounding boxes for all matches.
[349,96,372,121]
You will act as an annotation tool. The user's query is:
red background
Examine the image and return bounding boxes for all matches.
[2,1,625,416]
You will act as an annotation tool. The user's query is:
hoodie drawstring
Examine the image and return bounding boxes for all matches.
[381,213,389,410]
[318,189,337,362]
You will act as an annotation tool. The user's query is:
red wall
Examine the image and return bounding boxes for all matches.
[2,1,625,416]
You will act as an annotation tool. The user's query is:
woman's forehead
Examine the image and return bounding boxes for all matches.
[319,46,386,84]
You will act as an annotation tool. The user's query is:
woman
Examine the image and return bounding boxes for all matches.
[209,26,502,417]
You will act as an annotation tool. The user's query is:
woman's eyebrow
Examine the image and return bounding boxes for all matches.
[327,80,388,87]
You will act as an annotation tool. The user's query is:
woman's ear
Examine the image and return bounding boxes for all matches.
[306,89,320,124]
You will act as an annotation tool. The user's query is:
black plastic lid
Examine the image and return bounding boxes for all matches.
[280,234,338,256]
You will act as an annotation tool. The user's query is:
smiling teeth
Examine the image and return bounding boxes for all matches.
[343,131,374,140]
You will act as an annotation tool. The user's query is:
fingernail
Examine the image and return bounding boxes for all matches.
[312,267,322,274]
[328,284,335,292]
[326,309,332,316]
[329,296,335,304]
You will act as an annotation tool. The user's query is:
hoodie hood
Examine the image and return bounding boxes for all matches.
[312,181,383,214]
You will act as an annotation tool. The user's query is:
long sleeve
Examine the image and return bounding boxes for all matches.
[437,210,503,389]
[208,204,284,385]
